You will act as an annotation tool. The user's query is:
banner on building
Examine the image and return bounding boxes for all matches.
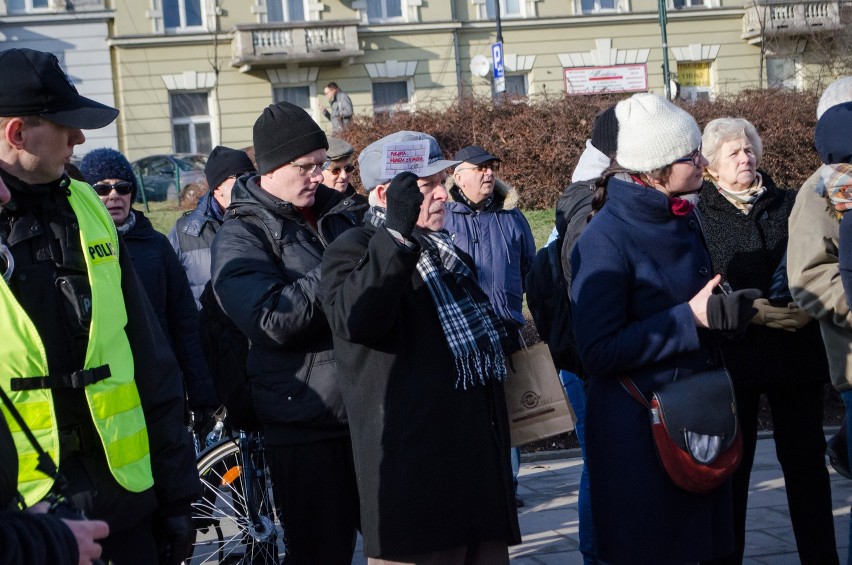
[564,64,648,95]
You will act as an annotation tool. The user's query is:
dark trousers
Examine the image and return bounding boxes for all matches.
[710,381,837,565]
[265,436,360,565]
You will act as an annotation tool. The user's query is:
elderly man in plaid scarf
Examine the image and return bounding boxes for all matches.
[321,131,521,564]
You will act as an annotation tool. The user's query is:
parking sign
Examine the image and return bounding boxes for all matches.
[492,41,505,93]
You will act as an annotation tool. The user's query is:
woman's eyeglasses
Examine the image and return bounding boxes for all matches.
[327,164,356,176]
[92,181,134,196]
[674,146,704,167]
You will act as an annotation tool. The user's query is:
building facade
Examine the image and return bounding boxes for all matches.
[0,0,118,155]
[4,0,847,159]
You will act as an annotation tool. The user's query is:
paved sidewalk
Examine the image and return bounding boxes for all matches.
[354,435,852,563]
[510,436,852,564]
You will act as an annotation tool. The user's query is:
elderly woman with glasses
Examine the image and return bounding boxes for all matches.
[79,148,215,413]
[571,94,762,564]
[696,118,837,564]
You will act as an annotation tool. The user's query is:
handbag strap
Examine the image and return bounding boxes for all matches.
[619,377,651,409]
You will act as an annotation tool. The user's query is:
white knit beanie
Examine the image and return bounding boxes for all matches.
[615,93,702,173]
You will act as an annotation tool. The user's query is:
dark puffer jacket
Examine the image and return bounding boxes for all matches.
[210,177,366,445]
[443,179,535,334]
[698,178,829,387]
[123,210,217,409]
[168,191,222,308]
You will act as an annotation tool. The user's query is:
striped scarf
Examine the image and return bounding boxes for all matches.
[415,231,508,390]
[816,163,852,220]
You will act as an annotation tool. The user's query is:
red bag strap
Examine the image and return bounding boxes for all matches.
[619,377,651,409]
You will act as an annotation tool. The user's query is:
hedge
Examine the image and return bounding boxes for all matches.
[340,89,822,210]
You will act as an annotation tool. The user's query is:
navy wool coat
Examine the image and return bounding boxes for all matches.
[570,177,734,564]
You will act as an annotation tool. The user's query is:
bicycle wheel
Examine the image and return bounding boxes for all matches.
[191,435,285,564]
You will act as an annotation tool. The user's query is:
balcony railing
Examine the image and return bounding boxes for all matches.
[742,0,843,42]
[231,20,363,71]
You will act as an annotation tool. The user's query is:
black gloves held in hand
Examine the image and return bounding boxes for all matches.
[384,171,423,238]
[155,510,195,565]
[707,288,762,333]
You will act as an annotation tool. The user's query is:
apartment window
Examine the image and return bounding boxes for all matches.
[767,57,801,90]
[581,0,617,12]
[273,86,311,112]
[494,74,528,97]
[671,0,705,8]
[486,0,524,18]
[170,92,212,154]
[6,0,50,13]
[268,0,307,22]
[163,0,203,30]
[367,0,403,21]
[372,81,410,113]
[677,61,713,102]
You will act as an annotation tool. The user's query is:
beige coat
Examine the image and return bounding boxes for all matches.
[787,170,852,391]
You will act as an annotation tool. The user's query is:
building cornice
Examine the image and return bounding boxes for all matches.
[109,32,231,48]
[0,9,114,24]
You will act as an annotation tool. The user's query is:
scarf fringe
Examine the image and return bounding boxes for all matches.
[454,346,508,390]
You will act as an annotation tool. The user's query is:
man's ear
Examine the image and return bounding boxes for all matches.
[4,118,26,151]
[374,183,389,207]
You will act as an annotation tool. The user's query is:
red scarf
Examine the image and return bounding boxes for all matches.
[630,175,695,216]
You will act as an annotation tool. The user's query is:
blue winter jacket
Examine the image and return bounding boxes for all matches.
[443,179,536,333]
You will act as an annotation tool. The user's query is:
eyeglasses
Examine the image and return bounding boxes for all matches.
[290,159,330,176]
[673,145,704,167]
[92,181,134,196]
[327,163,356,176]
[457,161,500,173]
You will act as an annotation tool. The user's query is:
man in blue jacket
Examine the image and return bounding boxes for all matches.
[443,145,536,507]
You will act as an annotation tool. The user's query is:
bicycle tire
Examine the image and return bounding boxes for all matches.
[191,436,285,564]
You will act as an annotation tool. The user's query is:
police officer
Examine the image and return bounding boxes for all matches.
[0,48,199,564]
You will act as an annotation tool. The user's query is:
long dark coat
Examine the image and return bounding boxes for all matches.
[697,179,828,386]
[321,224,521,559]
[570,177,734,564]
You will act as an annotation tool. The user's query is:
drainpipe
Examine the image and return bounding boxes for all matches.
[451,1,463,99]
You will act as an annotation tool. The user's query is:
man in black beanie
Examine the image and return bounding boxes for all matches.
[210,102,365,565]
[168,145,255,307]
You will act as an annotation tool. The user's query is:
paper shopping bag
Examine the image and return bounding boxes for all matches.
[504,341,576,447]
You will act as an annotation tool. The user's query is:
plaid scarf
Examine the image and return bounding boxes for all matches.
[816,163,852,220]
[415,231,508,390]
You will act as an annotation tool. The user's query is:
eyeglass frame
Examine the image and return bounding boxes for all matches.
[673,145,704,167]
[455,160,500,174]
[290,159,330,176]
[326,163,357,176]
[92,180,134,196]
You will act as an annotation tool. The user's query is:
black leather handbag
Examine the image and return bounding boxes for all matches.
[621,369,743,493]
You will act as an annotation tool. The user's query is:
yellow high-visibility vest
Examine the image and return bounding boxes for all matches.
[0,178,153,507]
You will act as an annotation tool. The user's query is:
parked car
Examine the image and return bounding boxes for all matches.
[132,153,208,202]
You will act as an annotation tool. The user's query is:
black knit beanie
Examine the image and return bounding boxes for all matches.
[253,102,328,174]
[204,145,256,189]
[591,105,619,159]
[79,147,138,201]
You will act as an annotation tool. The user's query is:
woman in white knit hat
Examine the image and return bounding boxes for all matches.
[570,93,760,564]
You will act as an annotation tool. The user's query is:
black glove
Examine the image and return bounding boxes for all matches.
[155,508,195,565]
[384,171,424,238]
[707,289,762,333]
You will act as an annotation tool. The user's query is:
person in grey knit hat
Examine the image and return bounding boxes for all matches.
[210,101,364,564]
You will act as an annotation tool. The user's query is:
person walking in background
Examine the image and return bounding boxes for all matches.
[320,82,353,133]
[571,93,759,564]
[443,144,535,508]
[786,76,852,560]
[80,148,217,417]
[697,117,836,565]
[211,101,365,564]
[169,145,255,308]
[0,47,199,564]
[321,128,520,562]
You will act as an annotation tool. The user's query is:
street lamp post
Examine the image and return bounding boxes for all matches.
[658,0,672,100]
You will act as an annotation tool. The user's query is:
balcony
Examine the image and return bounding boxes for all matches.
[231,20,363,72]
[742,1,844,43]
